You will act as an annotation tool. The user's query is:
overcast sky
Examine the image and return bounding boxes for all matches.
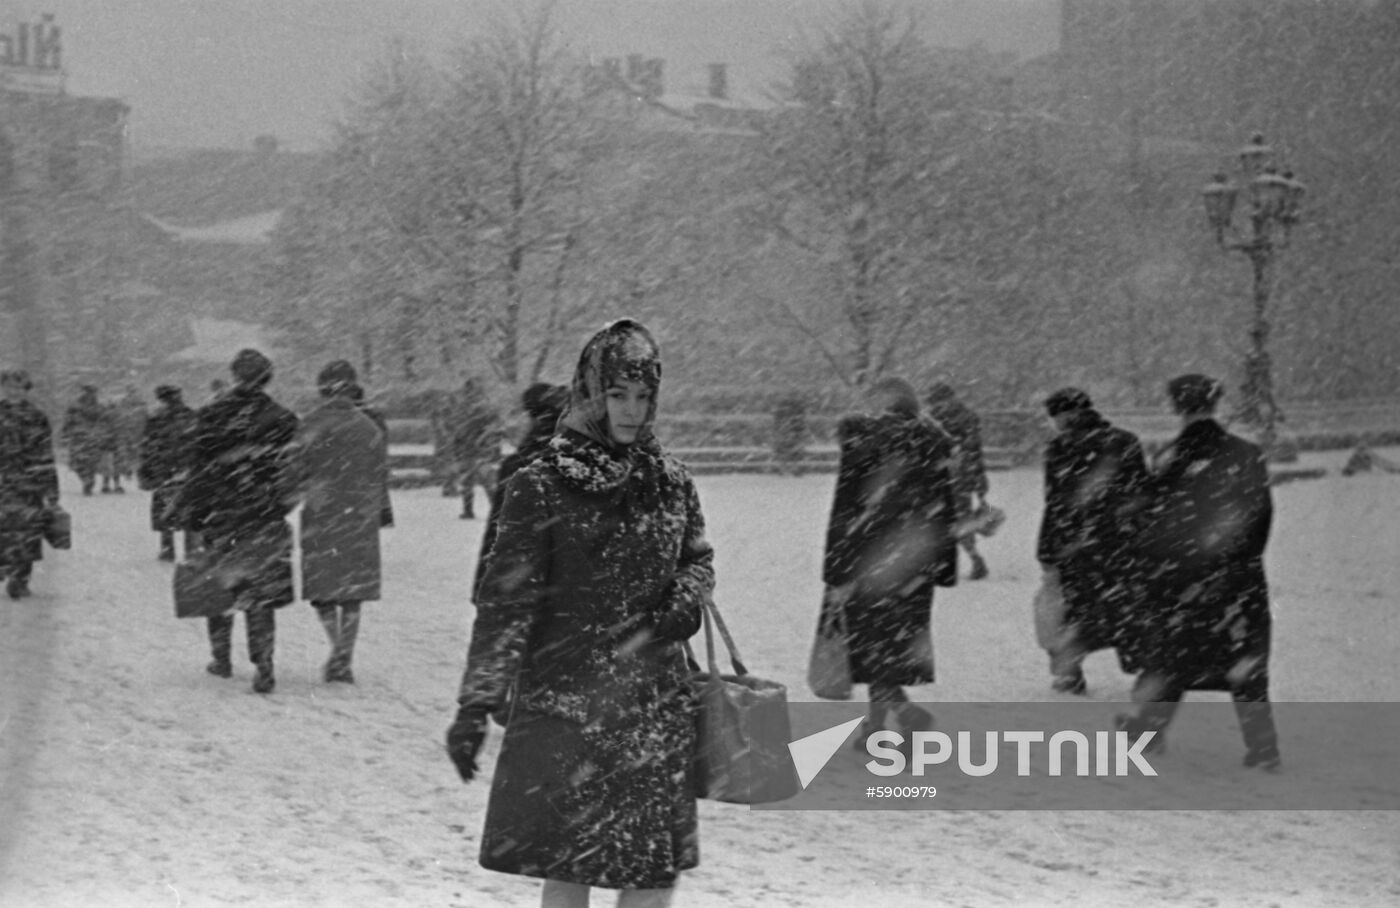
[7,0,1059,152]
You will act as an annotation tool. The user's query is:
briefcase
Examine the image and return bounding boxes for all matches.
[172,542,237,619]
[42,506,71,550]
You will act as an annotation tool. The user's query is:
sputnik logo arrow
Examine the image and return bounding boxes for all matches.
[786,716,865,789]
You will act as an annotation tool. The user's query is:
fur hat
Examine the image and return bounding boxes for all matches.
[1044,387,1093,417]
[230,348,273,388]
[154,384,182,404]
[316,359,357,396]
[1167,373,1223,415]
[0,369,31,391]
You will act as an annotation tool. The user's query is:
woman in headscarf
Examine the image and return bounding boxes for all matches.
[821,376,958,746]
[446,319,714,908]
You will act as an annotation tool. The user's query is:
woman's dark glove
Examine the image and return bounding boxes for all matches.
[446,705,490,782]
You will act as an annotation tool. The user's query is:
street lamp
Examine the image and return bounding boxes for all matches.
[1200,133,1305,458]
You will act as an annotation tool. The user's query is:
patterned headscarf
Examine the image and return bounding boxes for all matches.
[558,318,662,450]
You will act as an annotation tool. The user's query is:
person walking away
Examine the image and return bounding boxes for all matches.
[347,381,395,530]
[473,381,568,598]
[925,382,991,579]
[286,361,390,684]
[111,385,147,492]
[61,384,114,496]
[824,377,957,747]
[1118,374,1280,770]
[448,378,503,519]
[0,370,60,599]
[176,349,299,693]
[1035,388,1149,694]
[138,385,196,561]
[446,319,713,908]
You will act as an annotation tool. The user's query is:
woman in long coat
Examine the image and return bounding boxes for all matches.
[138,385,196,560]
[177,349,299,693]
[446,319,713,906]
[1122,374,1279,768]
[822,377,957,742]
[1035,387,1149,692]
[0,370,59,599]
[286,361,390,684]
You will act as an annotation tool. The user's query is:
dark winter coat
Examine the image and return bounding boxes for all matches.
[61,398,115,476]
[112,396,146,477]
[822,412,958,686]
[927,396,989,504]
[177,386,300,607]
[1131,419,1273,690]
[473,417,557,599]
[458,428,713,889]
[1036,409,1150,658]
[286,397,387,602]
[0,399,59,566]
[139,401,196,532]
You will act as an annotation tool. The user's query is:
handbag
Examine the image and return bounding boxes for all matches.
[172,533,237,619]
[807,585,852,700]
[687,597,802,804]
[42,505,71,550]
[957,500,1006,538]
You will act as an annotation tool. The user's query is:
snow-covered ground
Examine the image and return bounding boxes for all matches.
[1,450,1398,908]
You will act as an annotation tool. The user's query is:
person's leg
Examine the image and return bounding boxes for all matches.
[246,604,277,693]
[540,879,590,908]
[158,530,175,561]
[960,535,987,579]
[332,602,361,682]
[206,614,233,677]
[460,463,476,519]
[1232,664,1280,769]
[313,601,340,679]
[617,887,675,908]
[1118,672,1182,752]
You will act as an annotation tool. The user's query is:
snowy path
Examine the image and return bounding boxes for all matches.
[1,456,1398,907]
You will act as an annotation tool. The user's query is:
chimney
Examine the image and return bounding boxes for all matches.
[707,63,728,100]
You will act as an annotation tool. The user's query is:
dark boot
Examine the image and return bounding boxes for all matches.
[207,615,233,678]
[247,605,277,693]
[327,605,361,683]
[968,552,988,580]
[251,662,276,694]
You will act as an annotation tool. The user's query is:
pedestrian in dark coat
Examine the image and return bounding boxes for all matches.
[473,381,568,599]
[177,348,299,694]
[823,377,957,744]
[447,377,503,519]
[926,382,991,579]
[111,385,147,488]
[0,370,59,600]
[286,361,390,684]
[138,385,196,561]
[1119,374,1280,770]
[446,319,713,904]
[61,385,115,495]
[1035,388,1150,694]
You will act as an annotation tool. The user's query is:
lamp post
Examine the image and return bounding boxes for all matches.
[1201,134,1305,458]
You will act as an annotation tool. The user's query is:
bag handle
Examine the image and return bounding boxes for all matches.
[686,596,748,677]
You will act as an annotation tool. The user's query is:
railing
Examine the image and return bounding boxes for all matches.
[384,399,1400,483]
